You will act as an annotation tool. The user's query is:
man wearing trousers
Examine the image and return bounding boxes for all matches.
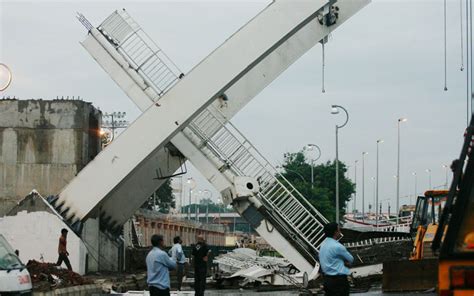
[169,236,186,291]
[319,222,354,296]
[192,235,211,296]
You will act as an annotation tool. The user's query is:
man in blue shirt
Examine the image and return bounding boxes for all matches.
[146,234,177,296]
[319,222,354,296]
[169,236,186,291]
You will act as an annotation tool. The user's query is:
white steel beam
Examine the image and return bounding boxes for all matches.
[72,0,368,227]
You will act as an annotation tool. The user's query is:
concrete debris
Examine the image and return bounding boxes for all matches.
[26,260,91,291]
[213,248,306,287]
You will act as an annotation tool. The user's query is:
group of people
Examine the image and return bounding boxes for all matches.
[146,234,210,296]
[55,222,353,296]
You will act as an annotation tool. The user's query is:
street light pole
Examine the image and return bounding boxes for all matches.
[371,176,376,214]
[331,105,349,224]
[303,144,321,189]
[412,172,417,204]
[186,177,196,220]
[426,169,432,189]
[354,160,358,213]
[196,190,201,222]
[202,189,212,224]
[362,151,368,220]
[376,139,383,227]
[442,164,449,189]
[397,117,407,225]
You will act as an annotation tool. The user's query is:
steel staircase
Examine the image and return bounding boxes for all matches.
[183,104,329,261]
[96,9,182,97]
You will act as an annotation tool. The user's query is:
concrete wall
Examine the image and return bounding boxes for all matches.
[0,99,101,215]
[0,210,87,274]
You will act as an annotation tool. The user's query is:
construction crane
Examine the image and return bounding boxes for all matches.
[51,0,369,280]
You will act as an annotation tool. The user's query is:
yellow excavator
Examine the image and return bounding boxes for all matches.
[382,190,447,292]
[409,190,448,261]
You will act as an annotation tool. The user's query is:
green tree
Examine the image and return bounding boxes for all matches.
[279,151,354,221]
[141,178,175,213]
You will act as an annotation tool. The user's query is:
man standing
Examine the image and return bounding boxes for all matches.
[169,236,186,291]
[146,234,176,296]
[192,235,211,296]
[319,222,354,296]
[56,228,72,271]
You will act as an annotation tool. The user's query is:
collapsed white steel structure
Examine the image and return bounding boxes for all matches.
[53,1,368,279]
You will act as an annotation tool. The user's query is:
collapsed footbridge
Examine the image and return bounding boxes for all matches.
[52,1,369,279]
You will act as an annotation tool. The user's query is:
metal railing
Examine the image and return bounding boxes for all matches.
[97,9,182,97]
[184,105,329,257]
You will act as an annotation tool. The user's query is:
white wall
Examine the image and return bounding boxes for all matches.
[0,211,87,274]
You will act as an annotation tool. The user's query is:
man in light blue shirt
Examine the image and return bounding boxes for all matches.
[146,234,176,296]
[169,236,186,291]
[319,222,354,296]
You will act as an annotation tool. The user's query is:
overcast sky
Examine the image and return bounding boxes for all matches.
[0,0,470,214]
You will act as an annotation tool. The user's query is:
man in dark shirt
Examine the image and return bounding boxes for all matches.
[192,235,211,296]
[56,228,72,271]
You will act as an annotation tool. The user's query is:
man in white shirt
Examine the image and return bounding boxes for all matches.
[169,236,186,290]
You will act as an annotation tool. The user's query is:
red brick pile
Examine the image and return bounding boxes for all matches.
[26,260,91,291]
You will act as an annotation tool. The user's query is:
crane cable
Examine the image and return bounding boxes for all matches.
[444,0,448,91]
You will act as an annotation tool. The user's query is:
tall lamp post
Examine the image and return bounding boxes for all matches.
[303,144,321,188]
[412,172,417,204]
[362,151,368,220]
[442,164,449,189]
[202,189,212,224]
[396,117,408,225]
[426,169,432,189]
[186,177,196,220]
[331,105,349,224]
[196,190,201,222]
[370,177,376,214]
[376,139,383,226]
[354,160,358,213]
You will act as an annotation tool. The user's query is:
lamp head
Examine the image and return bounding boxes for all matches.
[331,105,339,114]
[398,117,408,123]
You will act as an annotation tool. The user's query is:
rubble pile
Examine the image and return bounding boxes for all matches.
[213,248,305,287]
[26,260,91,291]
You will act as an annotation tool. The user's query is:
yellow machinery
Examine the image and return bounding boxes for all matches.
[382,190,447,292]
[432,119,474,296]
[409,190,448,260]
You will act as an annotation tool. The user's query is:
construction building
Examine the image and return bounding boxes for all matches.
[0,98,101,215]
